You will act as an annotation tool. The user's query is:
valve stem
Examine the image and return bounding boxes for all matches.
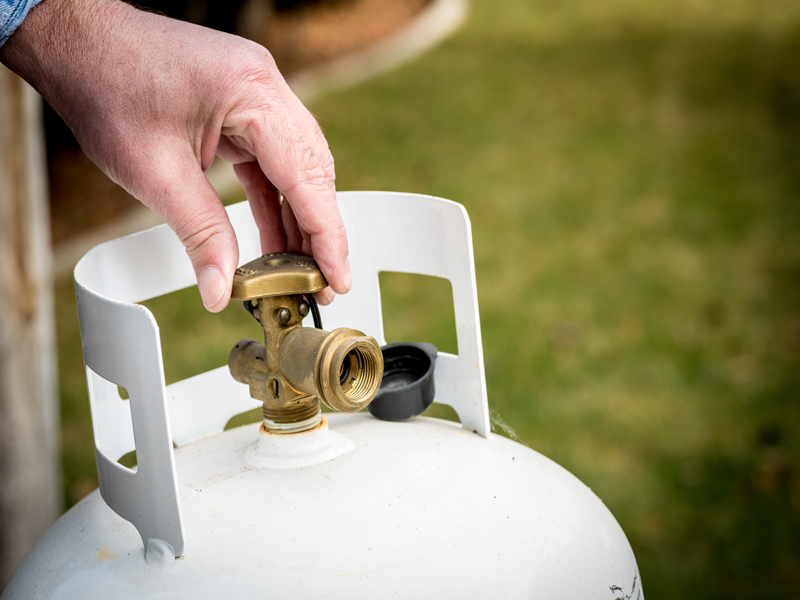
[262,398,321,434]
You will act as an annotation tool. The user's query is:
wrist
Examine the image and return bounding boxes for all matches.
[0,0,128,120]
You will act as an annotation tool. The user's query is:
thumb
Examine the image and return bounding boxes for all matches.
[144,165,239,312]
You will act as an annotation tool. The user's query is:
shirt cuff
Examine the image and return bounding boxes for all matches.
[0,0,45,47]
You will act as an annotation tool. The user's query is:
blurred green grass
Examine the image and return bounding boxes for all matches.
[55,0,800,597]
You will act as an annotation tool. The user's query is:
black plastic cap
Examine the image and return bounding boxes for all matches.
[368,342,438,422]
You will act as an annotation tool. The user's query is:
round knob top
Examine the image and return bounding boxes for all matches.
[231,253,328,300]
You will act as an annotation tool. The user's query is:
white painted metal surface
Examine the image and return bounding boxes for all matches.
[69,193,489,560]
[2,192,643,598]
[3,414,642,599]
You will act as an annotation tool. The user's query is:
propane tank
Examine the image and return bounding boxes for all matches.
[1,192,642,599]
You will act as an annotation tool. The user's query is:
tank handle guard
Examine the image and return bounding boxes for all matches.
[73,191,488,561]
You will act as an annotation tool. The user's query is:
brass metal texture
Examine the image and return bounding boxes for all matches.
[228,339,263,384]
[279,327,383,413]
[298,301,310,318]
[262,399,321,424]
[228,289,384,434]
[262,399,322,434]
[258,415,329,437]
[231,253,328,300]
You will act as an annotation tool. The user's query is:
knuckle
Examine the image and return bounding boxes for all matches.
[172,210,231,255]
[282,144,335,196]
[318,147,336,183]
[235,39,280,71]
[221,61,284,122]
[231,46,283,95]
[235,62,275,92]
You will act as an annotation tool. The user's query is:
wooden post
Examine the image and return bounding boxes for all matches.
[0,65,59,590]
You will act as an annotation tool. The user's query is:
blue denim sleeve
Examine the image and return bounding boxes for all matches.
[0,0,45,47]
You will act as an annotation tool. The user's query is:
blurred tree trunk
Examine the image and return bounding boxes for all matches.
[0,65,59,590]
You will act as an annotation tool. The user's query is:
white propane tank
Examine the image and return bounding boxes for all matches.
[2,192,643,599]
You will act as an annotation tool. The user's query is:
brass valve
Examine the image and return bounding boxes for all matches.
[228,253,384,434]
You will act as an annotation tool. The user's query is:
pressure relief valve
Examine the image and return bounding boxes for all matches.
[228,253,384,434]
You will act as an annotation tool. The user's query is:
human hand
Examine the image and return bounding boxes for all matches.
[0,0,350,311]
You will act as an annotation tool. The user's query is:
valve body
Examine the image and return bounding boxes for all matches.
[228,254,383,433]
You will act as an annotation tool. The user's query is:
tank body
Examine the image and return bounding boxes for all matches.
[3,414,641,599]
[3,193,644,599]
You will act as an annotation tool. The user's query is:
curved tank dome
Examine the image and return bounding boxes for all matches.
[3,415,641,599]
[1,193,643,599]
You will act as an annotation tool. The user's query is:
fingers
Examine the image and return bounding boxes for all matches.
[280,199,334,305]
[246,101,352,296]
[314,287,336,306]
[145,160,239,313]
[234,161,286,254]
[280,192,306,254]
[232,160,335,306]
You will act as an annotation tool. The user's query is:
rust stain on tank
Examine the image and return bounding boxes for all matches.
[96,547,118,562]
